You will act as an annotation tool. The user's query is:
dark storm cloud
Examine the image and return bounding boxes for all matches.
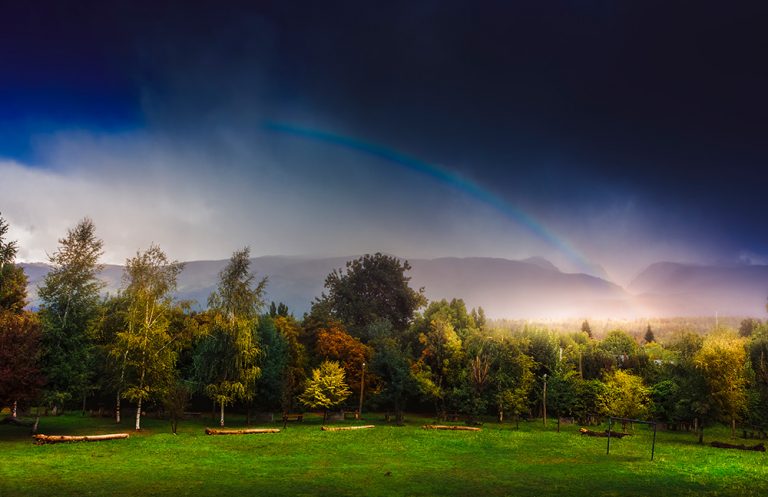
[2,1,767,281]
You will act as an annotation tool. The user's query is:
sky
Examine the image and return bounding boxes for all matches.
[1,0,767,285]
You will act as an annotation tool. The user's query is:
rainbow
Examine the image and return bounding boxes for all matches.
[264,122,600,276]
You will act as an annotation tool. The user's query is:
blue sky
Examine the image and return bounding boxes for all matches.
[1,1,767,284]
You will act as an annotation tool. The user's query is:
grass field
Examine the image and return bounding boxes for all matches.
[2,412,766,496]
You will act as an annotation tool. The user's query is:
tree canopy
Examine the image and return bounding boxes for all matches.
[317,253,426,336]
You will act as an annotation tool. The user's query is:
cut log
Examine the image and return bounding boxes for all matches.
[422,425,481,431]
[579,428,631,438]
[320,425,375,431]
[33,433,129,445]
[710,441,766,452]
[205,428,281,435]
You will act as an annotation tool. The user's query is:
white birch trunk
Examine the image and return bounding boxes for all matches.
[11,400,17,418]
[116,392,121,423]
[135,398,142,431]
[220,402,225,427]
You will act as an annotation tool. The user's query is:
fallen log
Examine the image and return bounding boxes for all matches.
[422,425,481,432]
[579,428,631,438]
[33,433,129,445]
[710,441,766,452]
[320,425,375,431]
[205,428,280,435]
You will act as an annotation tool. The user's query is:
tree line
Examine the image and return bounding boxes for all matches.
[1,215,768,440]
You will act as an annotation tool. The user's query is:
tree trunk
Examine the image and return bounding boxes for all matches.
[34,433,129,444]
[11,400,17,418]
[220,402,225,427]
[732,417,736,439]
[422,425,481,431]
[206,428,280,435]
[557,417,561,433]
[82,393,87,417]
[135,398,142,431]
[698,425,705,444]
[321,425,374,432]
[116,392,121,423]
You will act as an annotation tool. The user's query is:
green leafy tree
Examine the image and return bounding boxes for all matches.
[254,316,289,412]
[0,214,43,415]
[746,331,768,432]
[598,369,653,430]
[298,360,351,422]
[369,323,415,425]
[694,332,749,438]
[574,378,605,425]
[492,337,536,427]
[317,253,426,338]
[163,380,191,435]
[38,218,104,413]
[0,310,44,413]
[273,314,307,412]
[598,329,647,373]
[412,313,464,417]
[656,331,709,439]
[0,214,27,313]
[739,318,761,338]
[546,364,580,432]
[111,244,184,430]
[580,341,615,380]
[195,247,265,426]
[92,293,131,422]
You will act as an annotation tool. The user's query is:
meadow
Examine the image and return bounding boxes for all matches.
[2,413,766,497]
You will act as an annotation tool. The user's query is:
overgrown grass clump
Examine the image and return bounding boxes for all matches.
[2,413,766,496]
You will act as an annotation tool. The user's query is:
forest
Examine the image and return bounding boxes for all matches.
[2,215,768,441]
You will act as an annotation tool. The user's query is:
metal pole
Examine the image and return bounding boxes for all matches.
[542,374,547,426]
[358,362,366,418]
[606,417,612,455]
[651,422,657,461]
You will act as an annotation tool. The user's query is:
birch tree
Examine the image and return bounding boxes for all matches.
[195,247,264,427]
[112,244,183,430]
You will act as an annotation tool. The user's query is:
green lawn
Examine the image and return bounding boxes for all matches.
[2,413,766,496]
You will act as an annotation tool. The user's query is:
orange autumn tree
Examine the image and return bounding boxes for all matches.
[315,322,372,397]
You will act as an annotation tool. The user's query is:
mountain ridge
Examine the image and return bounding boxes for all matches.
[19,256,768,319]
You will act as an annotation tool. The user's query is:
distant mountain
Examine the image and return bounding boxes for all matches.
[406,257,630,319]
[20,255,631,319]
[628,262,768,317]
[19,257,768,319]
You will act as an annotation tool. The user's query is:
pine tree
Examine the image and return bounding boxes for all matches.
[644,324,656,344]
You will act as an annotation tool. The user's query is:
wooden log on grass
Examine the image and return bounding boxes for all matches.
[320,425,375,431]
[710,441,766,452]
[33,433,129,444]
[422,425,481,432]
[579,428,631,438]
[205,428,281,435]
